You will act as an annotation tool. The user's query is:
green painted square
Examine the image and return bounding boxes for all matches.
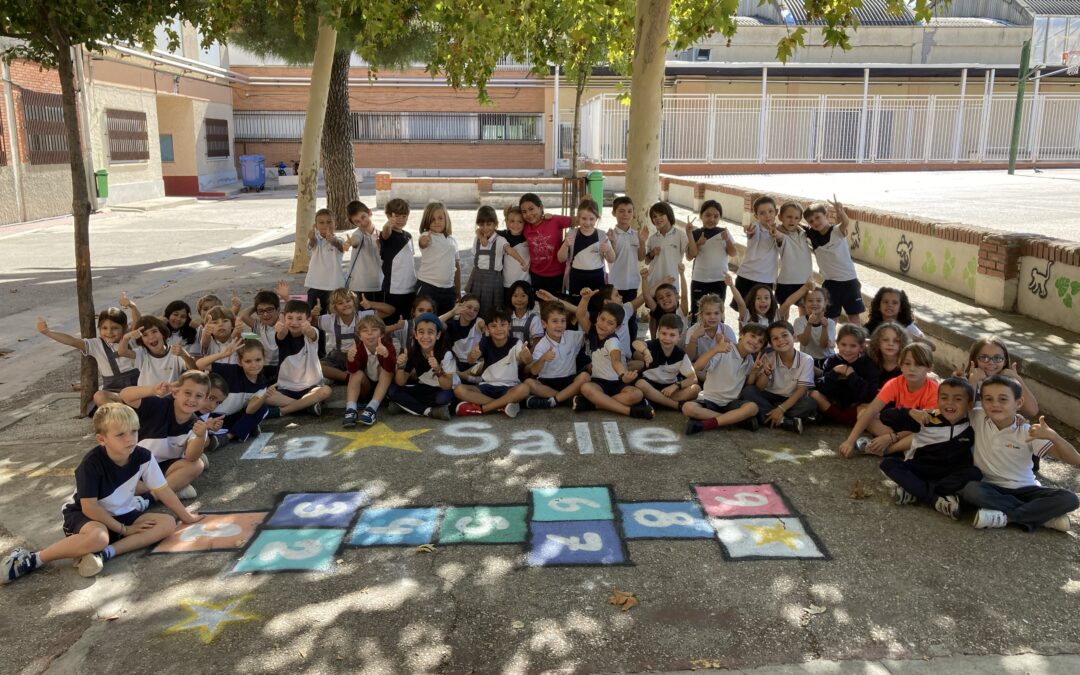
[437,505,529,544]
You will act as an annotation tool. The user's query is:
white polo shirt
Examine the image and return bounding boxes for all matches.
[480,339,525,387]
[533,330,586,379]
[474,234,508,272]
[701,347,755,407]
[590,336,624,382]
[763,350,815,397]
[686,322,738,360]
[417,351,458,388]
[971,408,1053,490]
[305,234,345,291]
[607,226,641,291]
[134,347,186,387]
[777,227,813,285]
[738,223,779,284]
[417,233,459,288]
[792,316,837,359]
[347,229,383,293]
[646,227,688,293]
[807,226,858,282]
[690,227,731,283]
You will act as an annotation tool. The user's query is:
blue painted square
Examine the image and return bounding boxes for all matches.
[526,520,625,566]
[231,528,344,573]
[530,487,614,522]
[265,492,369,529]
[348,507,441,547]
[617,501,714,539]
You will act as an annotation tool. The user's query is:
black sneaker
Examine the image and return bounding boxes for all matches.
[686,420,705,436]
[311,402,323,417]
[571,395,595,412]
[778,417,803,434]
[740,416,760,432]
[629,402,655,419]
[386,401,403,415]
[427,405,451,421]
[264,406,281,419]
[525,396,556,410]
[358,407,377,426]
[342,409,358,428]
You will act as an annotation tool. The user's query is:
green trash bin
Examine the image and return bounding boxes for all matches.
[94,169,109,199]
[586,170,603,206]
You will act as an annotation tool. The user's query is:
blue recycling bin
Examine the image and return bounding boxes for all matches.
[240,154,265,191]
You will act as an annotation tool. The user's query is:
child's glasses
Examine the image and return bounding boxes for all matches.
[977,354,1006,364]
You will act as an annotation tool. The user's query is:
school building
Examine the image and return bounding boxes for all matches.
[1,2,1079,225]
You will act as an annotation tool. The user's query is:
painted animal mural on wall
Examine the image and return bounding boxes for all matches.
[896,235,913,275]
[848,221,862,251]
[1029,260,1052,299]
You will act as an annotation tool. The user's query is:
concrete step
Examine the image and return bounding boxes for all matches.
[480,191,564,209]
[198,181,246,198]
[107,196,197,212]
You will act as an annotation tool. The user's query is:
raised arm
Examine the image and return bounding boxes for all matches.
[684,220,699,261]
[116,328,141,359]
[831,195,850,237]
[1030,417,1080,466]
[779,280,813,318]
[120,381,170,408]
[195,337,243,370]
[36,317,87,351]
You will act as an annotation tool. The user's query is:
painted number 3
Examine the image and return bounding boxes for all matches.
[258,539,323,561]
[547,497,601,512]
[631,509,696,528]
[178,522,242,542]
[714,493,769,507]
[454,515,510,537]
[366,518,426,536]
[293,501,350,518]
[545,533,603,551]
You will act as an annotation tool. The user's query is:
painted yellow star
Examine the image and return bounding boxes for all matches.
[164,594,259,643]
[752,447,816,464]
[327,422,431,456]
[744,522,804,551]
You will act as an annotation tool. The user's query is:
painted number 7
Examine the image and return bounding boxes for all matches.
[548,497,601,512]
[545,532,603,551]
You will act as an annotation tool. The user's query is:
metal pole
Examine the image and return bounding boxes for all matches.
[857,67,869,163]
[1,60,26,222]
[1007,40,1031,175]
[952,68,967,163]
[757,67,768,163]
[552,64,560,175]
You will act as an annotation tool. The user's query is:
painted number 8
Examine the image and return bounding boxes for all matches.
[632,509,696,528]
[548,497,601,513]
[545,532,603,551]
[294,501,350,518]
[714,492,769,507]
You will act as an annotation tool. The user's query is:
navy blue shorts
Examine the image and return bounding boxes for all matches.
[63,508,143,542]
[822,278,865,318]
[538,375,576,392]
[641,377,675,392]
[879,406,922,434]
[478,383,513,398]
[775,282,805,309]
[698,398,751,414]
[276,384,321,400]
[591,377,628,397]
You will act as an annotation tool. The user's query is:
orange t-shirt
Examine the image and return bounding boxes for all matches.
[875,375,939,409]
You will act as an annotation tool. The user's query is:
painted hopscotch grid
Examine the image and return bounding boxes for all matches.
[690,483,830,561]
[346,507,443,547]
[436,505,529,545]
[149,511,268,555]
[616,501,714,540]
[525,485,631,567]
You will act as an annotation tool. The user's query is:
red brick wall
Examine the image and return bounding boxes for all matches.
[6,59,65,164]
[233,141,545,170]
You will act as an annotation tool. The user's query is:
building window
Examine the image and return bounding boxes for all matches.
[160,134,175,162]
[21,90,68,165]
[105,109,150,162]
[205,118,229,158]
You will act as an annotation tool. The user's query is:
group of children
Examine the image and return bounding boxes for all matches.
[4,191,1077,585]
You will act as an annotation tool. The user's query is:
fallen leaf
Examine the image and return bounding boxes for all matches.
[511,620,525,630]
[849,480,868,500]
[803,604,827,615]
[607,589,638,612]
[235,539,246,547]
[689,659,723,670]
[102,615,121,622]
[299,650,305,658]
[414,543,436,554]
[70,383,81,391]
[285,422,299,429]
[336,558,344,565]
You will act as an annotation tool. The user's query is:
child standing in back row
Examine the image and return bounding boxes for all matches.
[805,196,864,325]
[608,197,643,301]
[734,196,780,309]
[305,208,346,313]
[416,202,460,316]
[774,201,813,316]
[345,201,384,305]
[380,198,418,323]
[686,200,736,319]
[561,199,614,303]
[644,201,688,295]
[468,205,528,321]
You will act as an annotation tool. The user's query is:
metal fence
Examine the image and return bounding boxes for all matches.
[105,109,149,162]
[578,93,1080,164]
[21,89,68,165]
[234,111,543,144]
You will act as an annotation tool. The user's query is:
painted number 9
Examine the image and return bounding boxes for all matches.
[547,497,601,513]
[714,492,769,507]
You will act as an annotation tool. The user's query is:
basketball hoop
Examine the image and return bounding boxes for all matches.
[1066,51,1080,76]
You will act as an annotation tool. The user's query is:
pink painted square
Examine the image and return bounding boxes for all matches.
[151,512,268,554]
[693,484,791,518]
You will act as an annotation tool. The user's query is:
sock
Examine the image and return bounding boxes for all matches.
[367,399,381,412]
[701,418,719,431]
[100,545,116,562]
[546,397,557,408]
[423,407,431,417]
[345,402,358,412]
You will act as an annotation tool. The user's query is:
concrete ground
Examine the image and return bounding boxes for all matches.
[1,192,1079,674]
[686,169,1080,243]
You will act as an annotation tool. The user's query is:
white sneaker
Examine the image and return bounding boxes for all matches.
[934,495,960,520]
[854,436,871,454]
[75,553,104,578]
[134,496,151,513]
[502,402,520,418]
[894,487,918,506]
[973,508,1008,529]
[175,485,198,500]
[199,454,210,471]
[1043,514,1072,532]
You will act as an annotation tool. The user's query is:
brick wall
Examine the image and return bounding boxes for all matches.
[8,59,65,165]
[233,141,545,170]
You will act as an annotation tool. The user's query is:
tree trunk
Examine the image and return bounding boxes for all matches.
[625,0,670,231]
[56,39,97,415]
[290,18,339,273]
[322,49,357,232]
[570,68,587,205]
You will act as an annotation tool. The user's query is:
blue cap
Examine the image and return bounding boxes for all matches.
[414,312,443,332]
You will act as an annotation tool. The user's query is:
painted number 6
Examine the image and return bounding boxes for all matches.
[548,497,601,513]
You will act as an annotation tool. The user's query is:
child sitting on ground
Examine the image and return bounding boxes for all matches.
[507,280,543,348]
[645,275,688,339]
[732,281,809,330]
[265,300,332,417]
[686,200,736,319]
[571,298,654,419]
[961,375,1080,532]
[387,312,456,420]
[685,289,738,378]
[840,342,939,457]
[454,309,533,418]
[632,314,701,411]
[37,303,139,410]
[118,316,196,387]
[304,208,346,312]
[810,324,879,427]
[2,403,200,583]
[683,323,768,435]
[865,287,932,348]
[793,286,836,364]
[960,336,1038,418]
[388,295,437,358]
[879,377,981,520]
[196,338,270,445]
[342,315,397,427]
[467,205,529,321]
[868,322,909,384]
[238,282,290,383]
[441,295,485,377]
[163,300,198,353]
[319,288,360,383]
[524,301,591,409]
[120,370,211,500]
[740,320,817,434]
[804,196,864,325]
[199,306,239,363]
